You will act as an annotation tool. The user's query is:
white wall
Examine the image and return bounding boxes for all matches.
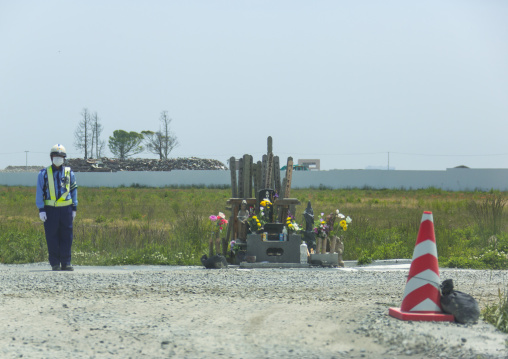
[1,168,507,191]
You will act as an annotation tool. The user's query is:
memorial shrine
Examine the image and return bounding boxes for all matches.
[220,136,346,267]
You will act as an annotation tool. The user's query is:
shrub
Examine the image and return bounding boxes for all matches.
[357,251,373,266]
[479,250,508,270]
[441,256,482,269]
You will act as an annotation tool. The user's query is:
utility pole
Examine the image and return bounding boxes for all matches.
[387,152,390,170]
[25,151,29,169]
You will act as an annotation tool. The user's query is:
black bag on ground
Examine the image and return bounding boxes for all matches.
[201,254,228,269]
[440,279,480,324]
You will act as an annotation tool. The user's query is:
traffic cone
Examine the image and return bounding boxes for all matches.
[389,211,454,321]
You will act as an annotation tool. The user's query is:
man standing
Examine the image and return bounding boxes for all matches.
[36,144,78,271]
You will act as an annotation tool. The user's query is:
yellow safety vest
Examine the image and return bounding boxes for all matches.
[44,166,73,207]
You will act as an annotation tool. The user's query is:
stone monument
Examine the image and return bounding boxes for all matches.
[303,201,316,251]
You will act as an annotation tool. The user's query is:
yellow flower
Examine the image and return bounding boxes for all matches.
[252,216,257,219]
[257,223,261,227]
[340,220,347,227]
[260,199,271,207]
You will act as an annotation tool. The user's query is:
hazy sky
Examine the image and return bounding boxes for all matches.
[1,0,507,171]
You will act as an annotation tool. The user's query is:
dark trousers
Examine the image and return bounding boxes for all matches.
[43,206,73,267]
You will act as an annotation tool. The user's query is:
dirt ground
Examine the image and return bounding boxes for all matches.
[0,263,507,359]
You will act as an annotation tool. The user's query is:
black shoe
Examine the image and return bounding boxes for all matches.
[61,265,74,271]
[52,265,60,271]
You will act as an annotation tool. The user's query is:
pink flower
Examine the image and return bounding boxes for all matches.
[209,215,217,221]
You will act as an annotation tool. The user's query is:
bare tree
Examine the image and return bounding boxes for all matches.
[74,108,92,159]
[160,111,179,159]
[145,111,179,160]
[91,112,105,158]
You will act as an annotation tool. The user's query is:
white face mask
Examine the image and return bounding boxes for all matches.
[52,157,65,167]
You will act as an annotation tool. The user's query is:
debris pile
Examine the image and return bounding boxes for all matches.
[67,157,228,172]
[1,166,44,173]
[2,158,228,172]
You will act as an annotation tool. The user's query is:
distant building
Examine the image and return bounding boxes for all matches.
[298,159,320,171]
[281,164,309,171]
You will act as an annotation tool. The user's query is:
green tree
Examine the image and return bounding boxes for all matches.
[108,130,145,160]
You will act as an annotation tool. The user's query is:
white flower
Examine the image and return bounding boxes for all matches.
[218,212,225,219]
[335,209,345,218]
[346,216,352,223]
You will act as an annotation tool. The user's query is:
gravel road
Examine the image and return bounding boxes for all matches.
[1,262,507,359]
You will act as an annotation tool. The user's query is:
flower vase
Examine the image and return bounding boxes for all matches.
[320,236,327,254]
[209,232,215,257]
[336,236,345,267]
[330,236,337,253]
[215,233,221,256]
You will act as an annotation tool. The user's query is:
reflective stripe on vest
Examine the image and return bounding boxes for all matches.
[44,166,73,207]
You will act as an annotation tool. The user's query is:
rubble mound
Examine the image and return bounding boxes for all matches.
[1,166,44,173]
[1,158,228,172]
[66,157,228,172]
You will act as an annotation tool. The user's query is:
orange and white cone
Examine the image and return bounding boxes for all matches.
[389,211,454,321]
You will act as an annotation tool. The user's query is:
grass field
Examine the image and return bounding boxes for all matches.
[1,185,507,269]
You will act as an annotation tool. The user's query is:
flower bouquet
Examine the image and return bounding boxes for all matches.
[248,214,262,233]
[245,198,273,233]
[285,214,301,233]
[314,209,352,254]
[259,198,272,224]
[313,213,331,238]
[334,209,352,233]
[313,213,331,254]
[329,209,352,256]
[209,212,228,233]
[209,212,228,256]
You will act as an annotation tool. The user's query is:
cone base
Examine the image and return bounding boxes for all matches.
[389,307,454,322]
